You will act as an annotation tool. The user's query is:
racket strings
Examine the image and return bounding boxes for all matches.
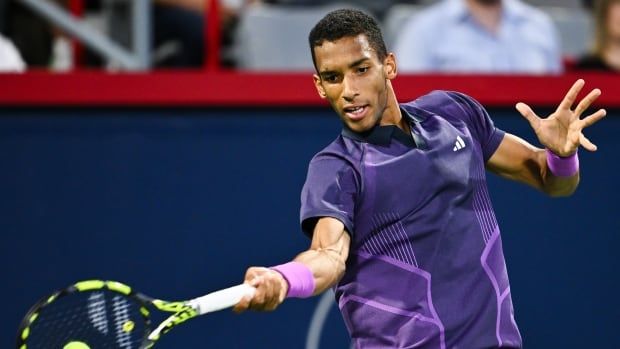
[24,290,149,349]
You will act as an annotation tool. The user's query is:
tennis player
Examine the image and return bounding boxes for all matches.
[233,9,605,348]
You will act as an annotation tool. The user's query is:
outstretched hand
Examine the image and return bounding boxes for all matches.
[515,79,606,157]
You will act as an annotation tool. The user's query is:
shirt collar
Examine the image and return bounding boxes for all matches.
[445,0,469,21]
[445,0,529,23]
[340,109,417,147]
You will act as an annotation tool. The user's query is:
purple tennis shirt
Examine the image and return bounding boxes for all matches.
[300,91,522,348]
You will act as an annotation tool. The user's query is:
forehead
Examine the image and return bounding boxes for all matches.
[313,35,378,71]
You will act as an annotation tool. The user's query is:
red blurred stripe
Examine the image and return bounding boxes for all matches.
[0,71,618,108]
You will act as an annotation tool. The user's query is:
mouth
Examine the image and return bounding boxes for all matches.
[343,105,369,121]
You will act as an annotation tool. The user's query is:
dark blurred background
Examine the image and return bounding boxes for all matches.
[0,0,618,348]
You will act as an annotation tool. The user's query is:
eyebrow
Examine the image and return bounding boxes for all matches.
[319,58,370,77]
[348,57,370,68]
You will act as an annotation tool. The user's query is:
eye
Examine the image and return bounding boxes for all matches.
[323,74,340,83]
[357,66,369,74]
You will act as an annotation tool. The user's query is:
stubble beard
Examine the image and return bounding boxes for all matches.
[374,78,389,127]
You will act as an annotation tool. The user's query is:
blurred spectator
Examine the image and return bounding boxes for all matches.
[3,0,63,67]
[153,0,249,67]
[0,33,25,72]
[394,0,562,73]
[153,0,206,67]
[575,0,620,71]
[582,0,595,10]
[259,0,422,20]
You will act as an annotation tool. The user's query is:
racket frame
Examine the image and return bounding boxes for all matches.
[16,280,153,349]
[16,280,255,349]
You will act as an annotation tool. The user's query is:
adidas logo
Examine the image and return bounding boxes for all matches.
[453,135,466,151]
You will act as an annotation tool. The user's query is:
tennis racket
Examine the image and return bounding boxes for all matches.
[16,279,255,349]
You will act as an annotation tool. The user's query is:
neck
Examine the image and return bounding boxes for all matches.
[467,0,503,34]
[607,36,620,51]
[378,81,408,132]
[603,40,620,70]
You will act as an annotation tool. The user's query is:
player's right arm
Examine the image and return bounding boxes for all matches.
[233,216,350,312]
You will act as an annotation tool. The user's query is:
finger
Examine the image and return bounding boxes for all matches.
[574,88,601,117]
[233,293,254,313]
[557,79,585,111]
[261,275,276,310]
[270,277,285,310]
[235,269,260,312]
[516,102,540,127]
[237,276,262,312]
[248,277,266,310]
[243,267,260,282]
[248,275,262,288]
[266,272,285,310]
[580,133,597,151]
[265,288,279,311]
[580,108,606,128]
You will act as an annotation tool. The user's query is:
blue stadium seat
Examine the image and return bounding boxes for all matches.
[233,3,369,71]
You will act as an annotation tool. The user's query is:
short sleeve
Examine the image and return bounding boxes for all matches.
[446,91,506,162]
[300,154,359,238]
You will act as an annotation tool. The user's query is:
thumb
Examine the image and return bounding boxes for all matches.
[516,102,539,127]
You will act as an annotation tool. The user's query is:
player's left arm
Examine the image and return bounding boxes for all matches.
[486,79,606,197]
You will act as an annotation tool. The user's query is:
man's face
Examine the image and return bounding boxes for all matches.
[312,35,396,133]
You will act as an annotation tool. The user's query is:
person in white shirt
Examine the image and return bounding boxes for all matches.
[0,34,26,72]
[394,0,562,74]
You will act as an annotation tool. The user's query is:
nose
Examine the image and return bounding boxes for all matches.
[342,74,359,102]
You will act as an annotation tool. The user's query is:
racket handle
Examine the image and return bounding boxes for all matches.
[189,283,256,315]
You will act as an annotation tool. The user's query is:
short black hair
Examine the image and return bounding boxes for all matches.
[308,9,387,70]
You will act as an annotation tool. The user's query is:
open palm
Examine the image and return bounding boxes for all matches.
[516,79,606,157]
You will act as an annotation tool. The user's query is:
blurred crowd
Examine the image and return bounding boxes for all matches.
[0,0,619,73]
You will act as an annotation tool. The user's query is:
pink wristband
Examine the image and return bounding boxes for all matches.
[271,261,315,298]
[546,149,579,177]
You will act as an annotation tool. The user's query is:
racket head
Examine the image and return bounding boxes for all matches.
[16,280,152,349]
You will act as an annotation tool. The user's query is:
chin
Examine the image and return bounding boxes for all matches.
[345,121,374,133]
[340,108,380,133]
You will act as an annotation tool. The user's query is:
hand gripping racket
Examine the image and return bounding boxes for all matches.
[16,280,256,349]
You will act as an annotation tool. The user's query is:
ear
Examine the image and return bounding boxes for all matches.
[313,74,327,99]
[384,52,397,80]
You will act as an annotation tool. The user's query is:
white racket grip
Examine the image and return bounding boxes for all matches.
[189,283,256,315]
